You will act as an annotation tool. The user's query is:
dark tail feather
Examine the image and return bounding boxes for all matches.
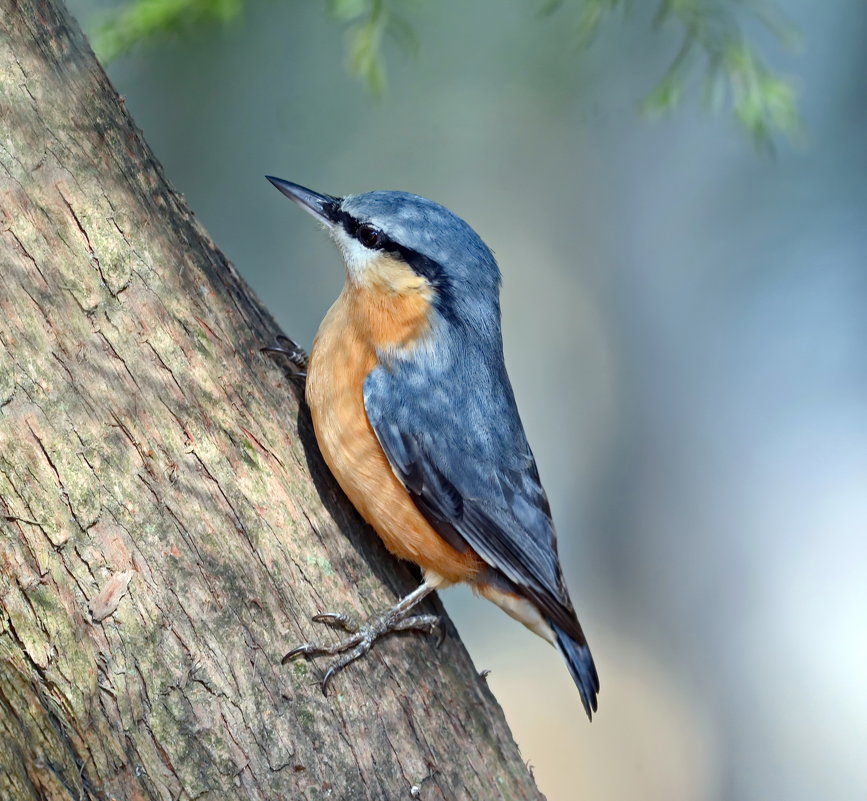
[552,624,600,720]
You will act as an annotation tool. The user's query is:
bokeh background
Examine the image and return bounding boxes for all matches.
[65,1,867,798]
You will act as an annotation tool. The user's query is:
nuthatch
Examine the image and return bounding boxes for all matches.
[267,176,599,719]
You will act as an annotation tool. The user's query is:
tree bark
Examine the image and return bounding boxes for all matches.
[0,2,545,798]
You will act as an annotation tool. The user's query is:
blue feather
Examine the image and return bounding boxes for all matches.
[553,623,600,720]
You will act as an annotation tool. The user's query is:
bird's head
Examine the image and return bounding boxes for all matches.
[267,177,502,336]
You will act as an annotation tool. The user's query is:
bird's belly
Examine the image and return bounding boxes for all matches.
[306,314,482,584]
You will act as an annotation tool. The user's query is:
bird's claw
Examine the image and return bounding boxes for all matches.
[311,611,359,632]
[281,642,320,662]
[261,334,309,374]
[283,609,443,694]
[389,613,442,641]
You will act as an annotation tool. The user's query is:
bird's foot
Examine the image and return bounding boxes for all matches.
[283,592,442,695]
[261,334,308,376]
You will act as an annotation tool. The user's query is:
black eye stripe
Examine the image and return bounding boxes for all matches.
[387,244,440,284]
[334,208,453,315]
[336,210,428,268]
[331,209,454,319]
[333,208,360,238]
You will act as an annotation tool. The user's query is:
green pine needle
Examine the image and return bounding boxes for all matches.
[89,0,803,148]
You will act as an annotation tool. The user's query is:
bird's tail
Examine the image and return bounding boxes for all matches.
[552,623,600,720]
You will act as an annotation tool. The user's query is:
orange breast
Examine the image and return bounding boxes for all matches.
[306,282,483,585]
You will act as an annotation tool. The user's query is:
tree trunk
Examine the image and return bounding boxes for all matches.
[0,2,545,798]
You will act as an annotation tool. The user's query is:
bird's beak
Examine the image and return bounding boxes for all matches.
[266,176,342,227]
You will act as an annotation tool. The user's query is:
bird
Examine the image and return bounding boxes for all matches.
[266,176,599,719]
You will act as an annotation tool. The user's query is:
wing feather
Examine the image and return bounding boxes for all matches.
[364,358,586,644]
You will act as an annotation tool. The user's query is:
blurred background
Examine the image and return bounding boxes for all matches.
[65,0,867,798]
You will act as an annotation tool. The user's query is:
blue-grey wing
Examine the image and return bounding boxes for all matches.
[363,352,586,644]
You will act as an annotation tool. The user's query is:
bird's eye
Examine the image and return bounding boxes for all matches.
[356,223,383,250]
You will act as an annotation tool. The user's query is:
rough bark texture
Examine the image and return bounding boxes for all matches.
[0,1,545,798]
